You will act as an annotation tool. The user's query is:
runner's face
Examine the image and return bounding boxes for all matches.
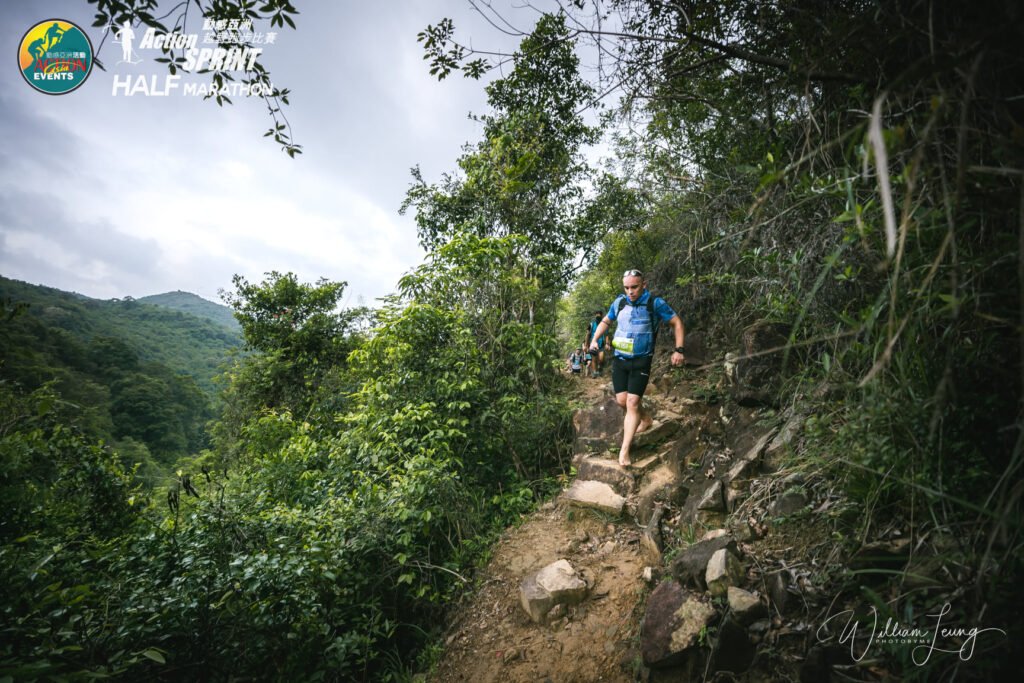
[622,275,644,302]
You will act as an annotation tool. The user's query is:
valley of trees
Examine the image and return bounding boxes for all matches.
[2,0,1022,680]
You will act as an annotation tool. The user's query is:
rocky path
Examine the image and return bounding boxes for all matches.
[432,360,816,682]
[431,377,654,682]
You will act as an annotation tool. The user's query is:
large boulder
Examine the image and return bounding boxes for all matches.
[732,321,791,406]
[640,580,717,669]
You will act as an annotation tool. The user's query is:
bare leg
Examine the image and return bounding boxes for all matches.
[617,392,644,466]
[635,404,653,434]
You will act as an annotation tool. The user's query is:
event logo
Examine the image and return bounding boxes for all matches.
[103,18,275,97]
[18,19,94,95]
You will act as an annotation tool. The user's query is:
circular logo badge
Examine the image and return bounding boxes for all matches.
[18,19,94,95]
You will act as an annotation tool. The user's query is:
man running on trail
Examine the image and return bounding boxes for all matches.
[589,270,685,466]
[585,310,607,377]
[567,347,584,376]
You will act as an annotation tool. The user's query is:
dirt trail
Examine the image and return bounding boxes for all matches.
[430,344,856,683]
[432,377,649,682]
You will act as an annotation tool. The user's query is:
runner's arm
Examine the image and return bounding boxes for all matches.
[589,318,611,352]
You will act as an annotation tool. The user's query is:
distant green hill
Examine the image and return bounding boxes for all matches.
[138,290,240,331]
[0,276,242,396]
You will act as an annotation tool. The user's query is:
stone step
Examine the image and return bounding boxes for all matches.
[630,452,664,475]
[633,419,680,450]
[562,479,625,517]
[576,456,636,496]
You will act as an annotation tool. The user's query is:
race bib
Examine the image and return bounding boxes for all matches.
[612,336,634,354]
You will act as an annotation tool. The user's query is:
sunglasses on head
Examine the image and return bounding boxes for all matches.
[623,269,643,278]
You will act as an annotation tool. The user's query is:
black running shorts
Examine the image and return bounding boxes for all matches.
[611,355,653,396]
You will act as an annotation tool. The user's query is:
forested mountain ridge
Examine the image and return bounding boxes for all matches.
[138,290,240,331]
[0,276,240,479]
[0,276,241,395]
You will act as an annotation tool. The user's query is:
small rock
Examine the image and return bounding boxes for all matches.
[727,586,767,625]
[642,566,655,583]
[706,548,745,597]
[701,529,729,541]
[781,472,806,486]
[636,465,686,524]
[670,537,736,590]
[770,490,808,516]
[520,574,554,623]
[766,415,804,458]
[536,560,588,603]
[696,480,725,511]
[748,618,770,635]
[502,647,520,663]
[520,559,588,623]
[599,540,617,555]
[669,599,717,651]
[728,518,757,542]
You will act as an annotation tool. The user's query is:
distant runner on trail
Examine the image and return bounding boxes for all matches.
[567,347,584,376]
[589,270,685,467]
[584,310,606,377]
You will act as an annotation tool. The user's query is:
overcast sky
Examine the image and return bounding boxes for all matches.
[0,1,578,308]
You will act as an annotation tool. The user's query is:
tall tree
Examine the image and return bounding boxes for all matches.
[405,13,599,286]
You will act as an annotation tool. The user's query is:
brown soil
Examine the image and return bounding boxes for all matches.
[431,504,649,682]
[431,376,648,682]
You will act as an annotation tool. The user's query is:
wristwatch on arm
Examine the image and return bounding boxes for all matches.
[674,345,685,354]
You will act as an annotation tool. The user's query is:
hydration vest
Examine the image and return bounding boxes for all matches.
[611,292,660,358]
